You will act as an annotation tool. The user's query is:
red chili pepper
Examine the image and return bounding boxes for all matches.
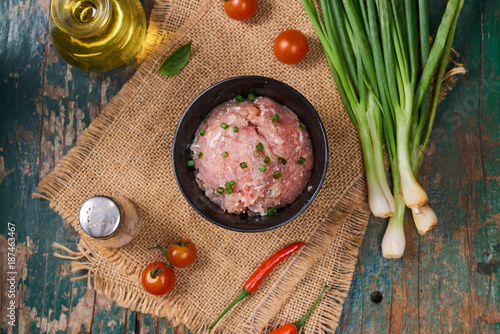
[209,242,306,329]
[268,285,328,334]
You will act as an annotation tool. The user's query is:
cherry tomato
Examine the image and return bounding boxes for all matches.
[167,239,197,268]
[141,262,175,295]
[224,0,258,21]
[273,30,309,65]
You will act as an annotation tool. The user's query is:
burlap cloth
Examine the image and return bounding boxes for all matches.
[35,0,372,332]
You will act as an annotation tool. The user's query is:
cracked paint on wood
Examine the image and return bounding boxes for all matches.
[0,0,498,333]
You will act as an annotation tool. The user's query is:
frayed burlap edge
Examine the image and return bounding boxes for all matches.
[33,0,208,204]
[36,0,466,331]
[32,0,372,331]
[52,177,370,333]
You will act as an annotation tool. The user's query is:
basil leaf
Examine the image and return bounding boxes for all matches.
[158,41,192,76]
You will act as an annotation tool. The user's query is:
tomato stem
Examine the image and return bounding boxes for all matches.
[209,289,250,329]
[172,240,190,247]
[148,244,173,268]
[149,263,168,279]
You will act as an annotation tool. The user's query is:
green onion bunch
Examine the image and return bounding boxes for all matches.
[302,0,464,258]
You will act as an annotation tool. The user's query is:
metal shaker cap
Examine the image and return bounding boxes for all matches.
[79,196,122,239]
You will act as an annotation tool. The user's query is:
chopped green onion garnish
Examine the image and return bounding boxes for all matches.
[272,114,279,122]
[229,180,236,186]
[221,151,229,158]
[233,126,238,132]
[221,123,229,129]
[253,150,260,157]
[186,160,195,167]
[273,171,282,180]
[225,182,233,194]
[298,157,306,165]
[278,157,287,165]
[264,155,270,164]
[267,207,276,217]
[240,162,247,169]
[235,95,244,103]
[198,152,203,159]
[258,165,266,172]
[299,123,306,129]
[248,93,255,102]
[200,129,206,136]
[256,143,264,152]
[203,114,209,123]
[216,187,224,194]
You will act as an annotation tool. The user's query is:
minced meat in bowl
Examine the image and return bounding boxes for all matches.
[172,76,328,232]
[191,96,313,216]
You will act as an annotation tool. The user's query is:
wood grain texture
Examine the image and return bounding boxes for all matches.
[338,1,500,333]
[0,0,498,333]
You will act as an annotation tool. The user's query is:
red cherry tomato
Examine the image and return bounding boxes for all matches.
[167,239,197,268]
[141,262,175,296]
[273,30,309,64]
[224,0,258,21]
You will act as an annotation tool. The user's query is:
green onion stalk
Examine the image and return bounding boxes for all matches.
[303,0,464,257]
[305,0,395,218]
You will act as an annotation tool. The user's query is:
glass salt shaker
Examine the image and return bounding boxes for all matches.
[79,195,141,248]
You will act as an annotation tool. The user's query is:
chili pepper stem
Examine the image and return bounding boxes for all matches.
[293,285,328,331]
[209,289,250,329]
[148,244,174,268]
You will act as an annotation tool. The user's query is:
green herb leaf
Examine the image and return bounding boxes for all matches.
[159,41,192,76]
[225,182,233,194]
[267,207,276,217]
[278,157,287,165]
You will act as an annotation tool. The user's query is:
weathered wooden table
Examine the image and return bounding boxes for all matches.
[1,0,498,333]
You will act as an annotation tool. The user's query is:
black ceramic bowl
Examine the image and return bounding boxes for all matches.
[172,76,328,232]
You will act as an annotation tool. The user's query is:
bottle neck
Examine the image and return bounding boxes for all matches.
[51,0,110,38]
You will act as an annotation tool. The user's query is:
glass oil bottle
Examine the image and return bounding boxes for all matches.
[50,0,146,72]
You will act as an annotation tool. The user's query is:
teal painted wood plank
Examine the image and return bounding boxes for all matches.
[357,216,394,333]
[336,262,363,333]
[339,1,500,333]
[0,0,49,333]
[135,313,159,333]
[90,293,128,333]
[1,0,498,333]
[473,0,499,332]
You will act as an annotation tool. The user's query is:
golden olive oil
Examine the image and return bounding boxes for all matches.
[50,0,146,72]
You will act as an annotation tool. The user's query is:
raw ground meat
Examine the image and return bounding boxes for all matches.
[190,96,314,215]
